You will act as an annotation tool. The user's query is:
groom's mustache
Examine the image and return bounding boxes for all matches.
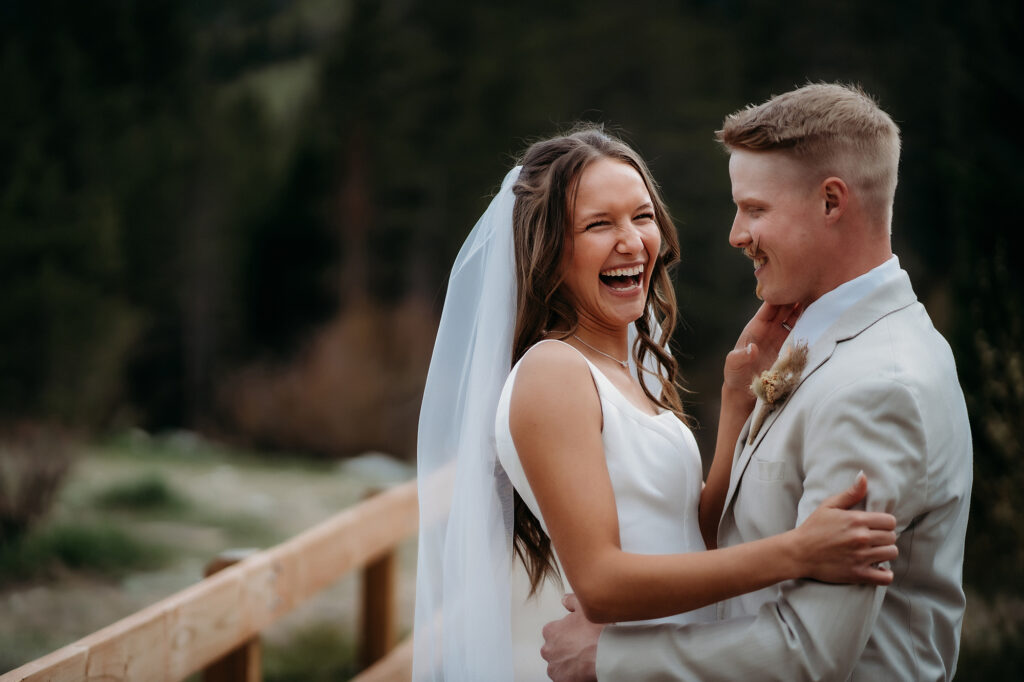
[742,237,762,263]
[742,240,766,300]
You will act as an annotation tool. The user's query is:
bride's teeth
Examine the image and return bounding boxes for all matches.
[601,264,645,277]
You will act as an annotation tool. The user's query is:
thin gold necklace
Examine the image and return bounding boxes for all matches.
[572,334,628,369]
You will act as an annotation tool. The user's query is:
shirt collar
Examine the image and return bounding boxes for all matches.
[787,255,902,349]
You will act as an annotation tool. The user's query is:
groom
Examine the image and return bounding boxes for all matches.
[541,83,972,680]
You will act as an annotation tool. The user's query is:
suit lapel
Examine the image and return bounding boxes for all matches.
[718,271,920,524]
[720,338,837,514]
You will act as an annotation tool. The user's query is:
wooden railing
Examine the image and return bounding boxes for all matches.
[0,481,418,682]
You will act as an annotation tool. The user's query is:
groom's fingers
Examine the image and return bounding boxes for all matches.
[562,593,580,613]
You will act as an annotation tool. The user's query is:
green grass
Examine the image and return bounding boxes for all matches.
[95,429,338,474]
[0,522,170,584]
[94,472,188,512]
[263,622,359,682]
[89,470,277,549]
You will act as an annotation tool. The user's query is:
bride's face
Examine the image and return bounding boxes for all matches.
[559,158,661,332]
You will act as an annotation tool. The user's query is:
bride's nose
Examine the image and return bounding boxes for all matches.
[616,224,644,254]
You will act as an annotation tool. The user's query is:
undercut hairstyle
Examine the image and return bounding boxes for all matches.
[716,83,901,229]
[508,126,686,594]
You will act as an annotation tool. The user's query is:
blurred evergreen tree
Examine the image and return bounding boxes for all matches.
[0,0,192,425]
[0,1,283,428]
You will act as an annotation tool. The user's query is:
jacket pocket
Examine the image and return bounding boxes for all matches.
[755,458,786,481]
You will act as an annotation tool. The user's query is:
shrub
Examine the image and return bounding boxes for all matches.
[0,423,74,546]
[222,297,436,459]
[0,522,170,584]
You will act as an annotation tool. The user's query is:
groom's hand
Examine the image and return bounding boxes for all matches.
[541,594,603,682]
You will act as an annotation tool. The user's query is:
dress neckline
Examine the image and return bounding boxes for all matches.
[534,339,673,422]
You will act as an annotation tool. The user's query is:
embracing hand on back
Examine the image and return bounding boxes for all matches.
[723,302,801,397]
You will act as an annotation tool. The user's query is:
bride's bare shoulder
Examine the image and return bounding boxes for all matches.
[517,339,588,379]
[511,340,598,417]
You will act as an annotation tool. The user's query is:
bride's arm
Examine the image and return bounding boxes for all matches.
[699,302,800,548]
[698,383,753,549]
[511,342,895,625]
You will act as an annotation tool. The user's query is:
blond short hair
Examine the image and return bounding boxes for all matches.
[717,83,901,228]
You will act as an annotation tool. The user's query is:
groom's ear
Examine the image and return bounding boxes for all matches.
[822,177,848,223]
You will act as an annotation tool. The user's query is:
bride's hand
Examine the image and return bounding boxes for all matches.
[791,473,898,585]
[723,302,801,396]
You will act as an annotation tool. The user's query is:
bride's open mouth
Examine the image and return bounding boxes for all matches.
[599,264,644,291]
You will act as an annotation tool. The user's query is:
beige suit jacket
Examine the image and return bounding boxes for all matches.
[598,271,972,681]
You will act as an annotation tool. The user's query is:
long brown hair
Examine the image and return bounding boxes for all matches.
[508,126,685,594]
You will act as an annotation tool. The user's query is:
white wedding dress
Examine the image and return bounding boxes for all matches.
[495,340,717,680]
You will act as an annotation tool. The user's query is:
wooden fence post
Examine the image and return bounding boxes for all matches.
[359,488,397,669]
[360,548,397,667]
[202,549,261,682]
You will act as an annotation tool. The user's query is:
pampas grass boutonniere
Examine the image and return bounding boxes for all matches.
[747,342,809,444]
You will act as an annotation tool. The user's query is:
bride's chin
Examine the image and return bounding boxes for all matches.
[602,308,647,330]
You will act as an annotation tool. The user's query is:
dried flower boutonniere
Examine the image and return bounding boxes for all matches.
[747,342,809,444]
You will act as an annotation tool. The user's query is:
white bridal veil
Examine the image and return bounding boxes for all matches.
[413,167,522,681]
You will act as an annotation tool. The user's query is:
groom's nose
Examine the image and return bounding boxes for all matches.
[729,211,750,249]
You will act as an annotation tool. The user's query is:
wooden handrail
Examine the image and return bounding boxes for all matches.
[350,637,414,682]
[0,480,418,682]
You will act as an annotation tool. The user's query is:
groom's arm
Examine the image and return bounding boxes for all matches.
[593,378,927,681]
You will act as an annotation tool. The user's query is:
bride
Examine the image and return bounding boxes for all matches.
[413,127,897,680]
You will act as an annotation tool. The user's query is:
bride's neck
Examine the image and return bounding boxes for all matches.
[570,321,629,358]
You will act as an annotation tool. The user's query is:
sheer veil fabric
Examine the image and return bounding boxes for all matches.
[412,166,658,680]
[413,167,521,681]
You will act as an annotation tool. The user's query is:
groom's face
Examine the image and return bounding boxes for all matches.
[727,149,831,307]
